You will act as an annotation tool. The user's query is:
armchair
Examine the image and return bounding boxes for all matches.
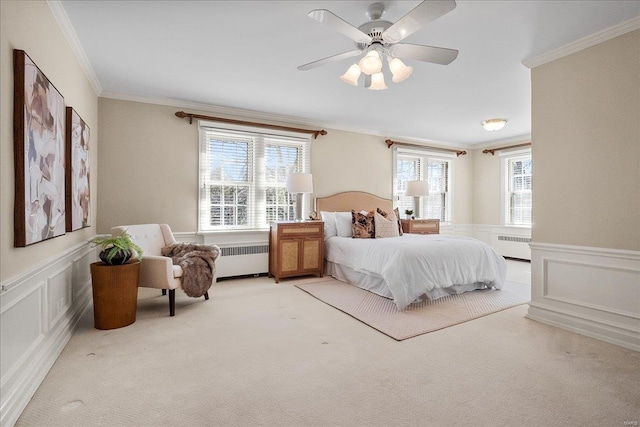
[111,224,213,316]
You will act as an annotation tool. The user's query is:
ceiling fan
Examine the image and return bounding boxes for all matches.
[298,1,459,90]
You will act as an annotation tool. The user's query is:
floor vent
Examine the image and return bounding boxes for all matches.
[220,245,269,257]
[498,235,531,243]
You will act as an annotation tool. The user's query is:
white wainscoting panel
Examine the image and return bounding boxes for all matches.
[0,242,96,427]
[527,242,640,351]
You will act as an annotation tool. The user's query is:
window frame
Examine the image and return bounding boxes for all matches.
[198,121,311,232]
[392,147,454,222]
[500,148,532,227]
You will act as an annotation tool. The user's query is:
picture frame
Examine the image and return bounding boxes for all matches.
[14,49,66,247]
[65,107,91,231]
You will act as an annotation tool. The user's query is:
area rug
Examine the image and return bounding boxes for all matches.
[295,280,530,340]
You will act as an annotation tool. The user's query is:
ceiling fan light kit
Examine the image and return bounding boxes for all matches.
[481,118,508,131]
[389,57,413,83]
[369,72,388,90]
[298,1,459,91]
[359,50,383,75]
[340,63,362,86]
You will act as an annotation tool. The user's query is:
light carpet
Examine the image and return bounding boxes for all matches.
[296,279,530,340]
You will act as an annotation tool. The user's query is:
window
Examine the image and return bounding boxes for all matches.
[394,148,452,221]
[502,151,532,226]
[199,124,310,231]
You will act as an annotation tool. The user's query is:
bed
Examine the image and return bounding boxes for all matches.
[316,191,507,310]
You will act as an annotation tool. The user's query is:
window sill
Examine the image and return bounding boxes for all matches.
[502,224,532,229]
[198,228,269,236]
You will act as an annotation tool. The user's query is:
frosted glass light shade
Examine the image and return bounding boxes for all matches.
[368,72,387,90]
[340,64,361,86]
[389,58,413,83]
[286,173,313,193]
[359,51,383,75]
[481,118,508,131]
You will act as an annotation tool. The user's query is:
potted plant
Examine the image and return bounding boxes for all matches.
[90,231,143,265]
[404,209,414,220]
[89,230,144,330]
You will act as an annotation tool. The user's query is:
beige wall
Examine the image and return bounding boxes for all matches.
[471,148,503,225]
[531,30,640,251]
[0,1,99,281]
[98,98,473,233]
[311,129,392,199]
[451,149,473,224]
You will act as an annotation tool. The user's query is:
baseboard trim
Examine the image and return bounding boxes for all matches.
[526,303,639,352]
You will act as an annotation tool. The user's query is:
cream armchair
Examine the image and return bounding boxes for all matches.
[111,224,212,316]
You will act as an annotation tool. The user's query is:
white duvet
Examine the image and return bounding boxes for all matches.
[325,234,507,310]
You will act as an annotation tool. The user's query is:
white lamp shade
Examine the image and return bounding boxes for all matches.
[389,58,413,83]
[481,118,508,131]
[405,180,430,196]
[340,64,361,86]
[368,72,387,90]
[286,173,313,193]
[359,51,382,75]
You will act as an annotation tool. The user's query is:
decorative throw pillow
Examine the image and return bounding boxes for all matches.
[351,210,375,238]
[377,207,403,236]
[374,210,400,238]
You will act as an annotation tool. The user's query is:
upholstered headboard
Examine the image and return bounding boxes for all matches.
[315,191,393,213]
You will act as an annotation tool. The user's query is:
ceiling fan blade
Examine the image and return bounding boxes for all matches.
[388,43,459,65]
[308,9,372,44]
[383,0,457,43]
[297,50,362,71]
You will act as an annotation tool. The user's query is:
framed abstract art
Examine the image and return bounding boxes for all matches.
[14,49,66,247]
[65,107,91,231]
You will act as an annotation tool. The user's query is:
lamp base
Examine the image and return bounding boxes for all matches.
[294,193,304,222]
[413,196,422,219]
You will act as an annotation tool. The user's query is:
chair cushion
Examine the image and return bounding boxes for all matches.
[172,265,183,278]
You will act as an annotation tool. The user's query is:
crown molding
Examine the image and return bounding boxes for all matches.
[100,91,476,149]
[47,0,102,95]
[523,16,640,69]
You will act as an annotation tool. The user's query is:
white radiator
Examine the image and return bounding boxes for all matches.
[492,234,531,260]
[214,243,269,278]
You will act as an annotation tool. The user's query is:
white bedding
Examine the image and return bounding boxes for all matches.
[325,234,507,310]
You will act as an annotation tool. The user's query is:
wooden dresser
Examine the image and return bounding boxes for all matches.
[269,221,324,283]
[400,219,440,235]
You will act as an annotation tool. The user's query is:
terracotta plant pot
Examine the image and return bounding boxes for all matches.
[90,261,140,330]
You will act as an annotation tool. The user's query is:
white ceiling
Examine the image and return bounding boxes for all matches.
[59,1,640,147]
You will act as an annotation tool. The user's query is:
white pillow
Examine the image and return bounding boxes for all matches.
[375,210,400,238]
[335,212,353,237]
[320,211,337,240]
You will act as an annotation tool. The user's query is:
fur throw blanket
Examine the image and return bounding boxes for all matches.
[161,243,220,298]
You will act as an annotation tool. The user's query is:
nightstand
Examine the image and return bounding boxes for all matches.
[269,221,324,283]
[400,219,440,235]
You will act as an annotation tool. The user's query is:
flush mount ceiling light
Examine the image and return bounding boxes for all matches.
[481,118,508,131]
[298,1,459,90]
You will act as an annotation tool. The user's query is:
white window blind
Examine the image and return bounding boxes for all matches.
[393,148,452,221]
[501,151,532,225]
[199,125,310,231]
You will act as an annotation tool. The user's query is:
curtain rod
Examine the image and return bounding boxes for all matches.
[482,142,531,155]
[385,139,467,157]
[175,111,328,139]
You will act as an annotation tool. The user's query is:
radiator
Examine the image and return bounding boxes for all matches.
[492,234,531,260]
[215,243,269,279]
